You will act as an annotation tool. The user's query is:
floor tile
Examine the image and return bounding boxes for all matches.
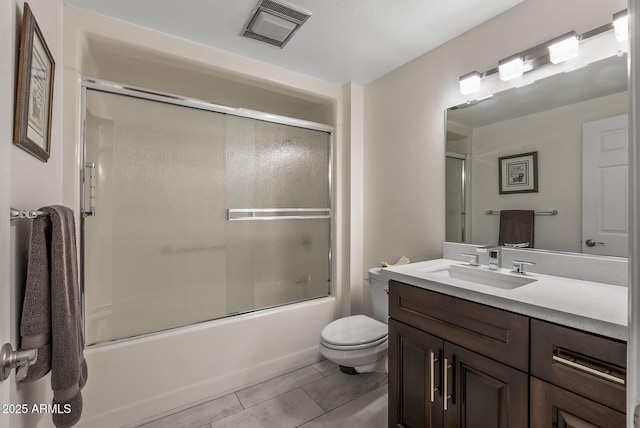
[376,384,388,397]
[137,393,242,428]
[236,366,324,408]
[209,389,324,428]
[299,390,387,428]
[303,371,388,412]
[312,360,340,377]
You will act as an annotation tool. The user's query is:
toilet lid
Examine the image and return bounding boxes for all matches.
[321,315,388,346]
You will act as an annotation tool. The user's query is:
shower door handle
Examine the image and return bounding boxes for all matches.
[83,162,96,217]
[227,208,331,221]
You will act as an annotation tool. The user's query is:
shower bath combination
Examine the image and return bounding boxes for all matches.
[80,79,333,346]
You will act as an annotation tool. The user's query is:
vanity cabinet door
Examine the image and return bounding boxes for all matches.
[389,319,444,428]
[530,377,626,427]
[443,342,528,428]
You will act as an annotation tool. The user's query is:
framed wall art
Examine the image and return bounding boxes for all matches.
[498,151,538,194]
[13,3,55,162]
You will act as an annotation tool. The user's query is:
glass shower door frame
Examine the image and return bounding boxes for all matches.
[79,78,334,345]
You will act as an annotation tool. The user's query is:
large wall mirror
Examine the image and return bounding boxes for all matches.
[446,33,629,257]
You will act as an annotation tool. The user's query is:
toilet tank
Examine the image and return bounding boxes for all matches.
[369,268,389,324]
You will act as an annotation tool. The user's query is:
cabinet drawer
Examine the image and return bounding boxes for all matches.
[530,319,626,413]
[531,377,625,427]
[389,281,529,371]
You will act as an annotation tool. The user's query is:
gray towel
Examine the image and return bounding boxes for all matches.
[498,209,535,248]
[20,206,88,428]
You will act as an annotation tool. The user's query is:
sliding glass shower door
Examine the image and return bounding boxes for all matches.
[83,87,331,345]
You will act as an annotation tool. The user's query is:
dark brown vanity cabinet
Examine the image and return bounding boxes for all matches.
[389,281,529,427]
[388,280,627,428]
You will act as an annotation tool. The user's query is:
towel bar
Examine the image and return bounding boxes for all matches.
[10,207,49,221]
[486,209,558,216]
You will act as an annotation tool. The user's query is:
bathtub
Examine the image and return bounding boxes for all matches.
[78,297,337,428]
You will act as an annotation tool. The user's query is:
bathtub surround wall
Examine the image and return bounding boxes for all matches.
[363,0,627,271]
[62,6,348,428]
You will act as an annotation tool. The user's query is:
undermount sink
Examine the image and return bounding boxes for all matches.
[425,265,536,290]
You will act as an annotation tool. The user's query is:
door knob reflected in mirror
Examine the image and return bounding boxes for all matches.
[585,239,605,247]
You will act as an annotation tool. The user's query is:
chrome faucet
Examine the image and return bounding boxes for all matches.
[476,245,501,270]
[461,253,480,267]
[512,260,535,274]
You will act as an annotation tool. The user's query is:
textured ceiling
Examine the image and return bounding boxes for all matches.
[63,0,525,84]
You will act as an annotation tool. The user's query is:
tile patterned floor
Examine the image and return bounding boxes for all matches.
[136,360,388,428]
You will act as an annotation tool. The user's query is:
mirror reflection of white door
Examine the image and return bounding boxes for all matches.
[582,115,628,257]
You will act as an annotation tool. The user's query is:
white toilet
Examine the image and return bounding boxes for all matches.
[319,268,388,374]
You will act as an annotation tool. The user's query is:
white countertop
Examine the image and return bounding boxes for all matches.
[381,258,628,341]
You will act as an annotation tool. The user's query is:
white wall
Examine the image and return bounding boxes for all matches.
[470,91,628,252]
[81,36,333,124]
[363,0,627,270]
[342,83,366,314]
[6,1,64,427]
[0,0,13,425]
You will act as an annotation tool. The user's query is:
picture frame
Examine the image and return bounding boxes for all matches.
[13,3,55,162]
[498,151,538,194]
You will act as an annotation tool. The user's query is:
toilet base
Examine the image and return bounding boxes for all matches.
[339,365,358,375]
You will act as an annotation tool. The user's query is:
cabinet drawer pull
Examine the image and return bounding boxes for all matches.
[429,350,439,403]
[552,355,625,385]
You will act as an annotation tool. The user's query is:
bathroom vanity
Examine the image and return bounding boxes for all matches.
[382,258,627,428]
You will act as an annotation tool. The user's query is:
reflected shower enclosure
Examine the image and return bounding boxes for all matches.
[82,85,332,345]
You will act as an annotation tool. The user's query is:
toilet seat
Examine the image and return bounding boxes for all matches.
[320,335,388,351]
[320,315,388,349]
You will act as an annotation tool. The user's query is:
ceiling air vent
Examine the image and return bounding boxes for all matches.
[242,0,311,48]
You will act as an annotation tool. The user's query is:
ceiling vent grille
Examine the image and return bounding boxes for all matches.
[242,0,311,48]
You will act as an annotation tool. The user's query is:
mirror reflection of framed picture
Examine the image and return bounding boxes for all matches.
[13,3,55,162]
[499,151,538,194]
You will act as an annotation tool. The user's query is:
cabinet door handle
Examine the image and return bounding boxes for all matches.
[429,350,439,403]
[443,357,452,411]
[552,355,625,385]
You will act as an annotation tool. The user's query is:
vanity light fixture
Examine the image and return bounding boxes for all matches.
[242,0,312,48]
[548,31,579,64]
[613,10,628,42]
[498,55,524,81]
[459,71,482,95]
[459,13,625,96]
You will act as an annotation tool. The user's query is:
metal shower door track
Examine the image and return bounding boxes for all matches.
[81,78,334,133]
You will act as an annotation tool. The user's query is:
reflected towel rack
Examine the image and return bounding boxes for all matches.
[485,209,558,216]
[228,208,331,221]
[10,207,49,222]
